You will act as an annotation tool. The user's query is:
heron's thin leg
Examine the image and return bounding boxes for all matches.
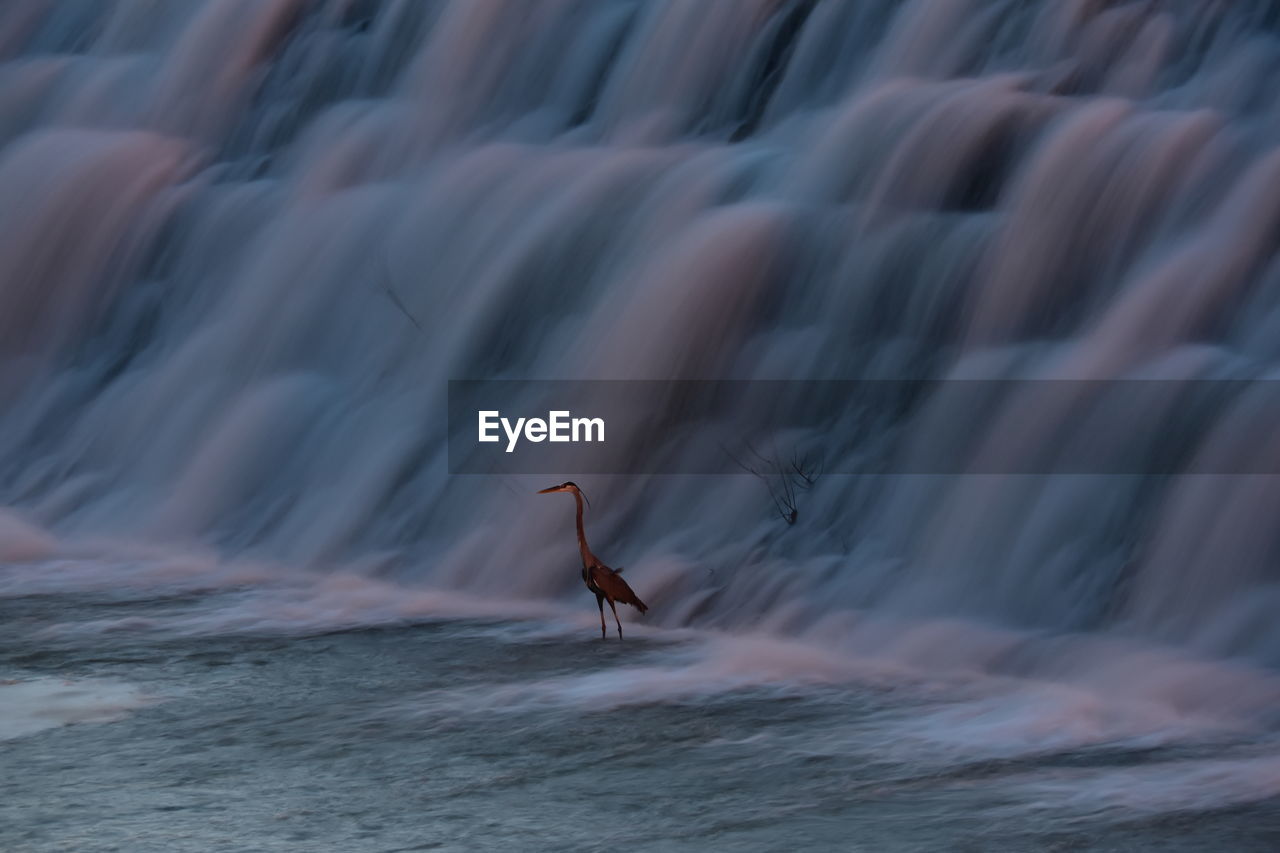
[596,593,606,639]
[608,598,622,640]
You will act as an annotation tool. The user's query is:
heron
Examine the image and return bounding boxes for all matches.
[538,481,647,639]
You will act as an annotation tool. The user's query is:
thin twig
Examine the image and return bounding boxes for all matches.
[380,254,425,334]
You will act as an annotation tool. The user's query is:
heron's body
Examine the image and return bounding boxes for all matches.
[539,482,648,639]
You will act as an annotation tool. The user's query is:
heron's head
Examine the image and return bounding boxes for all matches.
[537,481,589,505]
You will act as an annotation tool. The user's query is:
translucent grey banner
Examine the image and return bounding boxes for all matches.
[447,380,1280,475]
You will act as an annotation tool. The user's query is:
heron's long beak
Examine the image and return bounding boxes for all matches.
[537,486,562,494]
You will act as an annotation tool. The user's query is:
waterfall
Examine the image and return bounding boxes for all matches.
[3,0,1280,685]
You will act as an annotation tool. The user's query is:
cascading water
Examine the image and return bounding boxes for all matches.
[5,2,1280,850]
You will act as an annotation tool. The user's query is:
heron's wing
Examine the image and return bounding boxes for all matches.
[588,564,648,613]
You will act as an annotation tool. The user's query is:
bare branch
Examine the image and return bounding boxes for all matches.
[721,439,822,526]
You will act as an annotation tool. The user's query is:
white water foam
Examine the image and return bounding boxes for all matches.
[997,752,1280,821]
[0,676,151,741]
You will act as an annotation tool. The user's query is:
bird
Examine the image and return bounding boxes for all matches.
[538,481,647,639]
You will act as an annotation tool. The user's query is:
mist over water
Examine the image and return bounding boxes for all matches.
[5,2,1280,847]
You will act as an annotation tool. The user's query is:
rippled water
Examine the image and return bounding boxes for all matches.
[4,557,1280,851]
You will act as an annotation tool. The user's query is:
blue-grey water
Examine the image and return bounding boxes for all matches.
[5,1,1280,850]
[5,561,1280,852]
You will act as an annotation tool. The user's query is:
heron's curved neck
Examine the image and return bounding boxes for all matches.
[573,491,593,566]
